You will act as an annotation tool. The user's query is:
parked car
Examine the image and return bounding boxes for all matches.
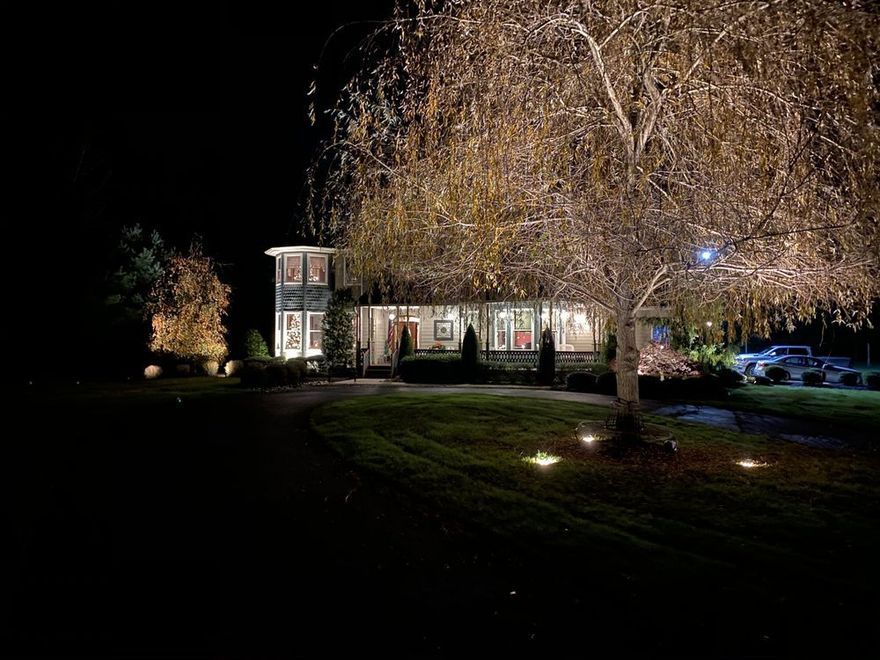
[734,345,812,375]
[752,355,862,384]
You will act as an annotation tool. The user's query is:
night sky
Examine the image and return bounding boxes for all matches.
[6,2,395,377]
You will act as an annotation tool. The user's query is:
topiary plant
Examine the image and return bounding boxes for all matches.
[243,329,270,359]
[461,323,480,381]
[801,369,825,387]
[537,328,556,385]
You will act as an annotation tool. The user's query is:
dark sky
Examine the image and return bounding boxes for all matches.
[6,2,396,373]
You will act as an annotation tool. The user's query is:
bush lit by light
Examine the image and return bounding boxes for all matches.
[523,451,562,466]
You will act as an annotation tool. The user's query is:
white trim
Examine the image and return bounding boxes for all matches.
[306,311,325,357]
[306,253,329,286]
[265,245,336,258]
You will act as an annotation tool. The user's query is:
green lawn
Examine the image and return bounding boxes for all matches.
[312,393,879,647]
[709,383,880,428]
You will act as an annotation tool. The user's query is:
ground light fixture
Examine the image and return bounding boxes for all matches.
[699,248,716,263]
[575,421,604,445]
[736,459,770,469]
[523,451,562,467]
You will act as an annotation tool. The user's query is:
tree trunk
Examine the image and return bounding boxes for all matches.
[615,308,641,434]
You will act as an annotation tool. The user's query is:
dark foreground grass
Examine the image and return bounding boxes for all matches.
[312,393,880,654]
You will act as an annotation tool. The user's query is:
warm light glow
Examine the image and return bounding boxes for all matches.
[737,459,770,469]
[705,321,713,328]
[581,434,595,444]
[574,313,587,325]
[388,313,396,320]
[524,451,562,466]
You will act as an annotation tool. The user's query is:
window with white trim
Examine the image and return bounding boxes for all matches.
[285,254,303,283]
[307,254,328,284]
[285,312,302,351]
[512,309,534,349]
[308,312,324,350]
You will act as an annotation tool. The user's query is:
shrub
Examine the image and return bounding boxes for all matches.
[175,364,192,376]
[566,371,597,392]
[144,364,163,379]
[764,365,788,383]
[224,359,243,376]
[865,373,880,390]
[839,371,861,387]
[399,355,463,383]
[461,324,480,381]
[265,361,290,387]
[596,371,617,395]
[478,361,535,385]
[201,360,220,376]
[603,332,617,362]
[637,375,664,399]
[537,328,556,385]
[717,367,745,387]
[244,329,270,359]
[286,358,308,382]
[239,360,268,388]
[801,369,825,387]
[398,325,414,359]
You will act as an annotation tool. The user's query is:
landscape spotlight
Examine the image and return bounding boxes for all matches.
[699,249,715,262]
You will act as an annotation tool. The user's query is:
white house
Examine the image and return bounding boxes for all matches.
[266,245,668,369]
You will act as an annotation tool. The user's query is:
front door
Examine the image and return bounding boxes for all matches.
[394,321,419,350]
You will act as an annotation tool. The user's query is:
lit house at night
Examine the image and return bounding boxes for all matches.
[266,245,667,370]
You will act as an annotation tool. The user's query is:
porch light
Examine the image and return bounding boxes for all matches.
[736,459,769,469]
[523,451,562,467]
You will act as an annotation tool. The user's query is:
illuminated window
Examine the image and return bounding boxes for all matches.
[308,254,328,284]
[308,313,324,350]
[285,312,302,350]
[512,309,533,349]
[285,254,303,283]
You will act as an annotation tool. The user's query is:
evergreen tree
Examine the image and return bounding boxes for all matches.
[537,327,556,385]
[322,289,356,376]
[243,329,270,359]
[461,323,479,381]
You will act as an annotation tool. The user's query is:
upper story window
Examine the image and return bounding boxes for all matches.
[284,254,303,283]
[308,254,328,284]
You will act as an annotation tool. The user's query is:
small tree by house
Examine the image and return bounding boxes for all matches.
[461,323,480,382]
[243,329,270,359]
[537,328,556,386]
[148,244,231,365]
[322,288,356,379]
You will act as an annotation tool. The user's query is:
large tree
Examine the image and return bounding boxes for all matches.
[148,244,231,364]
[314,0,879,429]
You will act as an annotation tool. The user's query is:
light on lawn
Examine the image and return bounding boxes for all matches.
[524,451,562,467]
[575,421,603,445]
[737,459,770,469]
[705,321,713,328]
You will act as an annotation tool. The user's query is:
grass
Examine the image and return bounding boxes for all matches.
[20,376,243,406]
[312,393,880,651]
[709,383,880,428]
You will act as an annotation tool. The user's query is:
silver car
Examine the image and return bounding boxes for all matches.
[753,355,862,384]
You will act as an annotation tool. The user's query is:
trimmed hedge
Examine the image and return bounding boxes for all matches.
[866,373,880,390]
[566,371,597,392]
[839,371,861,387]
[240,357,304,388]
[764,366,788,383]
[399,355,463,383]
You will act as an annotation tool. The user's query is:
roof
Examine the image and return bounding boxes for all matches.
[264,245,336,257]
